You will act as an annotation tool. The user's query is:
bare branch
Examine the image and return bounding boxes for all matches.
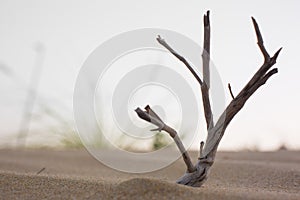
[228,83,235,99]
[201,10,214,129]
[202,18,282,159]
[135,107,164,131]
[134,11,282,188]
[135,105,196,173]
[199,141,205,159]
[156,35,203,85]
[271,48,283,64]
[202,10,211,87]
[262,68,278,82]
[177,15,281,187]
[251,17,270,61]
[234,18,281,102]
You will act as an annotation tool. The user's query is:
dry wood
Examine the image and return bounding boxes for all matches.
[135,11,281,187]
[201,11,214,130]
[156,36,203,85]
[135,106,196,173]
[228,83,235,99]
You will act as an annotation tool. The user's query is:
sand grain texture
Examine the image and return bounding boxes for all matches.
[0,149,299,199]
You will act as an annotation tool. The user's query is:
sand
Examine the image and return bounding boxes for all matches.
[0,149,299,199]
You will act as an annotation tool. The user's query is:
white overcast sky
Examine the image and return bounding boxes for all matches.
[0,0,299,150]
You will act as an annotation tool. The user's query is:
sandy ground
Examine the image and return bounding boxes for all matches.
[0,149,299,199]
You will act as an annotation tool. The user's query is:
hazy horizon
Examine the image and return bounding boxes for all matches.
[0,0,299,151]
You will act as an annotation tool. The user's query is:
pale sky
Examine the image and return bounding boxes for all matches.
[0,0,299,150]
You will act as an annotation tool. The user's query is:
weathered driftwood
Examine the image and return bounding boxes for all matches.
[135,11,281,187]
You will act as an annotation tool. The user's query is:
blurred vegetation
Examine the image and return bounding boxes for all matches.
[0,43,107,149]
[277,144,288,151]
[1,58,176,150]
[152,132,169,150]
[38,104,83,148]
[55,127,84,149]
[39,103,105,149]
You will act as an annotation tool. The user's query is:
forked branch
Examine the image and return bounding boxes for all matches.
[135,106,196,173]
[135,11,282,187]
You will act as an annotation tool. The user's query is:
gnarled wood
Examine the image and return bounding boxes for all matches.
[135,11,281,187]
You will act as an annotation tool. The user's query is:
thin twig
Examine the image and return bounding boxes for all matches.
[251,17,270,61]
[234,18,282,101]
[36,167,46,175]
[228,83,235,99]
[156,35,203,85]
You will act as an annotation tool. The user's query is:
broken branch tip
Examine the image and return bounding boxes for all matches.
[272,47,283,61]
[204,10,210,26]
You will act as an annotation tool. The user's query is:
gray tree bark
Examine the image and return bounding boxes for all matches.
[135,11,281,187]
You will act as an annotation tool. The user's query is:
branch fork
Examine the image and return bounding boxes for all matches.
[134,11,282,187]
[135,106,165,132]
[135,105,196,173]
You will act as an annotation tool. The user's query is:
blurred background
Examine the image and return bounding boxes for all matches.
[0,0,299,151]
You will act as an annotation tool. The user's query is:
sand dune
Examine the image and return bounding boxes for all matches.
[0,149,299,199]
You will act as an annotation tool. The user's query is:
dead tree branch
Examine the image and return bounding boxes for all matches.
[135,106,196,173]
[135,11,281,187]
[201,11,214,130]
[156,36,203,85]
[228,83,235,99]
